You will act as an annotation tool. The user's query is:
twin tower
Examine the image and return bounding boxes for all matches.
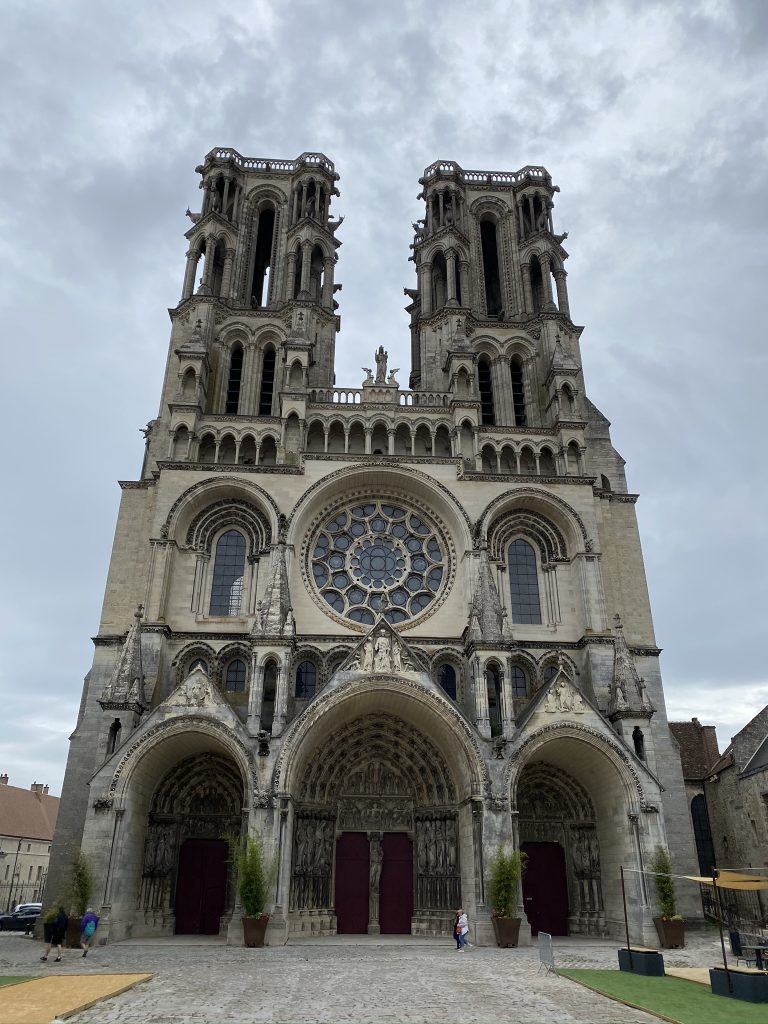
[169,149,573,443]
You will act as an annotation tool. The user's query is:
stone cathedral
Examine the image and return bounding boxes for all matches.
[47,149,699,946]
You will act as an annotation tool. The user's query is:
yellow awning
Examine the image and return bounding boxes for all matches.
[684,872,768,891]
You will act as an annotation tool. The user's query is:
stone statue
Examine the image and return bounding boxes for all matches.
[362,367,374,385]
[305,193,316,220]
[360,638,374,673]
[374,346,388,383]
[391,638,402,673]
[373,632,391,672]
[387,368,400,386]
[370,838,383,890]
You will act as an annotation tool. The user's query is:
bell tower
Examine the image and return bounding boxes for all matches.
[145,150,343,476]
[407,161,570,399]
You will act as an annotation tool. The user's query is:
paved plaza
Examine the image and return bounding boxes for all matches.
[0,931,733,1023]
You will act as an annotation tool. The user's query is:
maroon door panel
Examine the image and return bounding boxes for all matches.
[335,832,370,934]
[379,833,413,935]
[174,839,228,935]
[521,841,569,936]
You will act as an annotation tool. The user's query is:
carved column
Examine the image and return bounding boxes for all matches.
[367,832,382,935]
[247,657,265,735]
[458,260,470,308]
[420,261,432,316]
[473,658,491,738]
[199,235,216,294]
[553,269,570,316]
[220,247,236,301]
[445,249,458,307]
[284,251,297,301]
[272,658,289,735]
[521,262,533,313]
[182,249,199,300]
[539,252,554,308]
[299,241,312,299]
[321,256,335,308]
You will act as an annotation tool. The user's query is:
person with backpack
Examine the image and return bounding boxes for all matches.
[452,910,462,950]
[80,907,99,957]
[40,906,68,962]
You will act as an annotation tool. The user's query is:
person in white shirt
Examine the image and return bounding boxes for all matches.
[457,910,469,950]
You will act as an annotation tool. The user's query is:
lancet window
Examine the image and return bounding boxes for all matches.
[478,357,495,425]
[258,347,276,416]
[510,356,527,426]
[225,344,244,414]
[209,530,246,616]
[507,538,542,624]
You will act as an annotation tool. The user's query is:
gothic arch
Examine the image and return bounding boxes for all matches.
[479,486,590,552]
[505,722,649,810]
[487,507,569,564]
[274,675,490,802]
[185,498,271,554]
[162,476,280,541]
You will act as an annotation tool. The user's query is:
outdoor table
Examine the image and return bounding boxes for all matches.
[742,945,768,970]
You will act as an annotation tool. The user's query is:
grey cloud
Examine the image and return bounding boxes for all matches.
[1,0,766,792]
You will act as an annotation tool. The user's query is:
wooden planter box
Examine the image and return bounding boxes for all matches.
[242,914,269,948]
[65,918,82,949]
[618,947,664,976]
[710,967,768,1003]
[653,917,685,949]
[491,917,521,948]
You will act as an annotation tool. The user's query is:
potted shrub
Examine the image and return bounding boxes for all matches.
[236,835,272,948]
[488,847,527,947]
[65,849,93,948]
[41,906,58,944]
[650,846,685,948]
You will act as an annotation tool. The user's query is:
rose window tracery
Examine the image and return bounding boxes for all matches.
[309,501,447,626]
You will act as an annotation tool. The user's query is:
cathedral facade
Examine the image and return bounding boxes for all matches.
[47,149,698,946]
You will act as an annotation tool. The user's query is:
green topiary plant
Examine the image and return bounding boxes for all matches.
[67,850,93,917]
[236,835,274,918]
[488,848,528,918]
[650,845,681,920]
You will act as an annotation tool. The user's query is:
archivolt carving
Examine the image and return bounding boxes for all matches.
[516,762,594,820]
[272,676,490,799]
[298,715,456,805]
[161,476,280,540]
[107,716,259,798]
[504,722,649,807]
[186,498,271,553]
[479,487,589,547]
[487,508,568,563]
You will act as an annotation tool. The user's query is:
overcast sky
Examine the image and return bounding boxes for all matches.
[1,0,766,795]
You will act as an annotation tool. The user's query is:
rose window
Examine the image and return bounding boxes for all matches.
[309,502,447,626]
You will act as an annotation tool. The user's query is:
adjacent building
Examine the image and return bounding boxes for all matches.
[45,149,699,946]
[0,776,59,911]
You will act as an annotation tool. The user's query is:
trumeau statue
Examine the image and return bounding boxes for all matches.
[374,345,388,383]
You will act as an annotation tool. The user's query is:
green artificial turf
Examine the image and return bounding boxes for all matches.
[560,969,768,1024]
[0,977,33,988]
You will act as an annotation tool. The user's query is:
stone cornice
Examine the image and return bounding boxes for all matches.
[157,461,303,475]
[460,471,596,486]
[91,628,661,658]
[118,480,152,490]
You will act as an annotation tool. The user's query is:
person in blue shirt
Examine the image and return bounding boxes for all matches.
[79,907,99,957]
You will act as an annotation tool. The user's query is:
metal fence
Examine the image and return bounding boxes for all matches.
[0,879,46,913]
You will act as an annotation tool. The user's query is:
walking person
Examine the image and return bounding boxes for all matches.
[452,910,462,950]
[40,906,68,963]
[457,908,469,950]
[80,907,99,957]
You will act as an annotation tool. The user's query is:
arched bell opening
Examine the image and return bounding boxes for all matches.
[279,686,486,939]
[511,733,651,940]
[102,729,249,942]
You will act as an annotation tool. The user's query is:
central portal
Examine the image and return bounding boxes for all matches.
[334,831,414,934]
[289,712,461,938]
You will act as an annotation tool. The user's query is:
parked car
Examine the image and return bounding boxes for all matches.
[13,902,42,914]
[0,907,41,933]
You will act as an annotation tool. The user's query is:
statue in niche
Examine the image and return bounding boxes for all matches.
[373,632,391,672]
[305,193,316,219]
[374,346,388,383]
[370,838,383,890]
[360,638,374,673]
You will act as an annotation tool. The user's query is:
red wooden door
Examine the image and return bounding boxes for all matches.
[335,832,370,934]
[521,841,569,936]
[379,833,413,935]
[174,839,228,935]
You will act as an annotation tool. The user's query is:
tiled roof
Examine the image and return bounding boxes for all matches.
[669,719,721,781]
[0,783,59,841]
[707,745,734,776]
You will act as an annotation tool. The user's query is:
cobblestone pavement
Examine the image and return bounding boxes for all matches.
[0,931,729,1024]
